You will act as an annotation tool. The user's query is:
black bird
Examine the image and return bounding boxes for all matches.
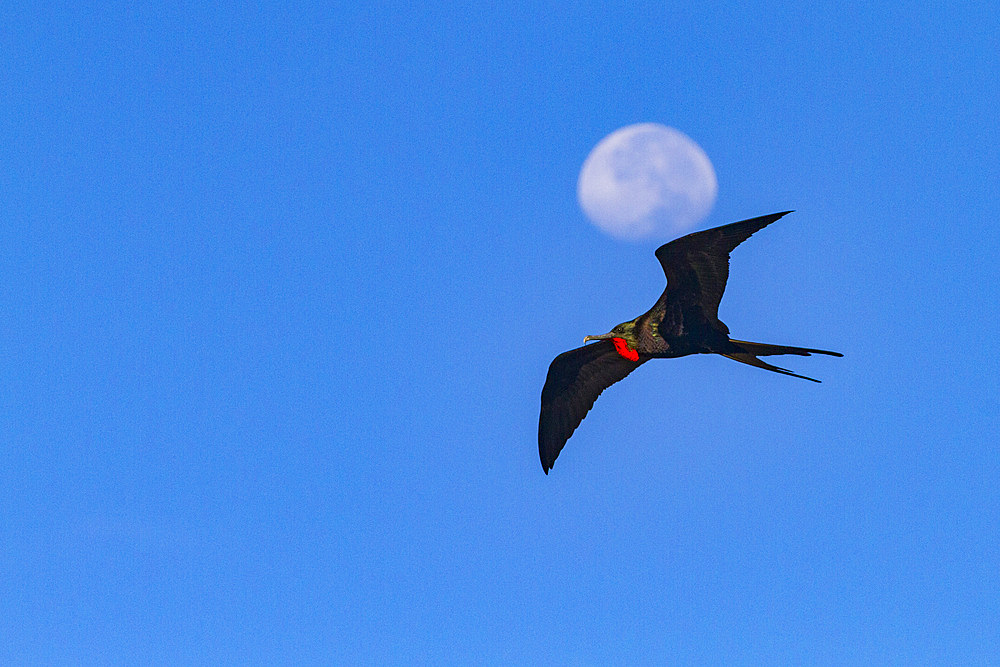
[538,211,842,474]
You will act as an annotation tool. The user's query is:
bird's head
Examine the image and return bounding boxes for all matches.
[583,319,638,346]
[584,319,641,361]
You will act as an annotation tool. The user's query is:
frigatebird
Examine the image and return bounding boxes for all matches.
[538,211,842,474]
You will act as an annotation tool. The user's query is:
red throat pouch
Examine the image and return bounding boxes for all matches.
[611,337,639,362]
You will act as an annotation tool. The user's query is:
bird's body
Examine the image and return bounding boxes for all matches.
[538,211,842,474]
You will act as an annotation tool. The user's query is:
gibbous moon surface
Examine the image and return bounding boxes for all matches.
[577,124,718,240]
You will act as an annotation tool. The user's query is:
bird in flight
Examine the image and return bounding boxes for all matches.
[538,211,842,474]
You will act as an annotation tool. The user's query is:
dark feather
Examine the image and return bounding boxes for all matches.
[654,211,792,323]
[538,340,646,473]
[728,338,844,358]
[720,352,822,383]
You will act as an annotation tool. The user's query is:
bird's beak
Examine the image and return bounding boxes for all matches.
[583,333,613,344]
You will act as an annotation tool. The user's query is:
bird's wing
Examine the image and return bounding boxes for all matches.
[654,211,792,321]
[539,340,647,474]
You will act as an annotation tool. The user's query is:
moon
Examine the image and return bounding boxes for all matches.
[577,124,718,240]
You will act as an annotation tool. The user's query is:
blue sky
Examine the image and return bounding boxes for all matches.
[3,1,999,663]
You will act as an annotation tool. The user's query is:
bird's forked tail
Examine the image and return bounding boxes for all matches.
[721,339,843,383]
